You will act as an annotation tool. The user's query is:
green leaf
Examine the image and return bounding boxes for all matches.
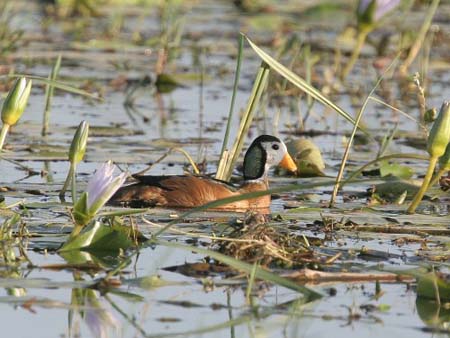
[374,178,421,201]
[417,272,450,301]
[7,74,102,101]
[379,161,414,179]
[59,221,137,252]
[245,35,360,130]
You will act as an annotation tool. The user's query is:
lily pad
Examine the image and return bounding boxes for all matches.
[285,138,325,177]
[379,161,414,179]
[373,178,422,201]
[417,271,450,301]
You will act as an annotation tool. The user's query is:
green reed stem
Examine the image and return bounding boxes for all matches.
[60,163,74,200]
[341,27,370,80]
[42,55,62,136]
[407,156,438,214]
[71,163,77,204]
[221,62,270,181]
[219,33,244,159]
[330,55,399,207]
[0,124,10,152]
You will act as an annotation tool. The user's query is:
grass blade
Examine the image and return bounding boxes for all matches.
[245,35,360,130]
[7,74,102,101]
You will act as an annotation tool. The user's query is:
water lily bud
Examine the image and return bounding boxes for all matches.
[427,101,450,158]
[69,121,89,165]
[439,143,450,171]
[1,77,32,126]
[357,0,400,29]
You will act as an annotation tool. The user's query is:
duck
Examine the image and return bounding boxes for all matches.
[110,135,297,211]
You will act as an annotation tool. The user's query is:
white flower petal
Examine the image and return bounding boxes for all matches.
[84,161,127,215]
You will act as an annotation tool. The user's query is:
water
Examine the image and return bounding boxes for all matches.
[0,0,449,337]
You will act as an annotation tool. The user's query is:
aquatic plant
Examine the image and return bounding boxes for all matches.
[341,0,400,79]
[42,55,62,136]
[0,3,24,56]
[60,121,89,201]
[71,161,127,237]
[408,101,450,213]
[0,77,32,151]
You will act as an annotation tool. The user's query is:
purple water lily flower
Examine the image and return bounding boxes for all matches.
[86,161,127,215]
[358,0,400,22]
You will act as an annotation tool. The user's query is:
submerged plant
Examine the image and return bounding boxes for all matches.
[60,120,89,201]
[341,0,400,79]
[0,77,32,151]
[408,101,450,213]
[71,161,127,237]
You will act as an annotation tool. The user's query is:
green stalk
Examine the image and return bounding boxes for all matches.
[223,62,270,181]
[69,223,83,239]
[218,34,244,161]
[407,156,438,214]
[330,55,399,207]
[59,163,74,200]
[71,163,77,204]
[42,55,62,136]
[0,124,10,151]
[340,27,370,80]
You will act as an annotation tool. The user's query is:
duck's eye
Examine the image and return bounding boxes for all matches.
[272,144,279,150]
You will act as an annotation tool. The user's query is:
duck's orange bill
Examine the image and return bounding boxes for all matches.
[279,153,298,173]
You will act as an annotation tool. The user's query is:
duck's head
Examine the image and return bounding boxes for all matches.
[243,135,297,181]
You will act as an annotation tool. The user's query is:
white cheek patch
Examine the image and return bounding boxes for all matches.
[261,141,287,165]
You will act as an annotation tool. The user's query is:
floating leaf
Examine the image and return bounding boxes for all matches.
[374,178,421,201]
[285,138,325,177]
[155,73,182,93]
[417,271,450,301]
[379,161,414,179]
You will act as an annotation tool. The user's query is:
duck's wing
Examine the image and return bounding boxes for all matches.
[133,174,240,192]
[111,175,242,208]
[132,174,185,190]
